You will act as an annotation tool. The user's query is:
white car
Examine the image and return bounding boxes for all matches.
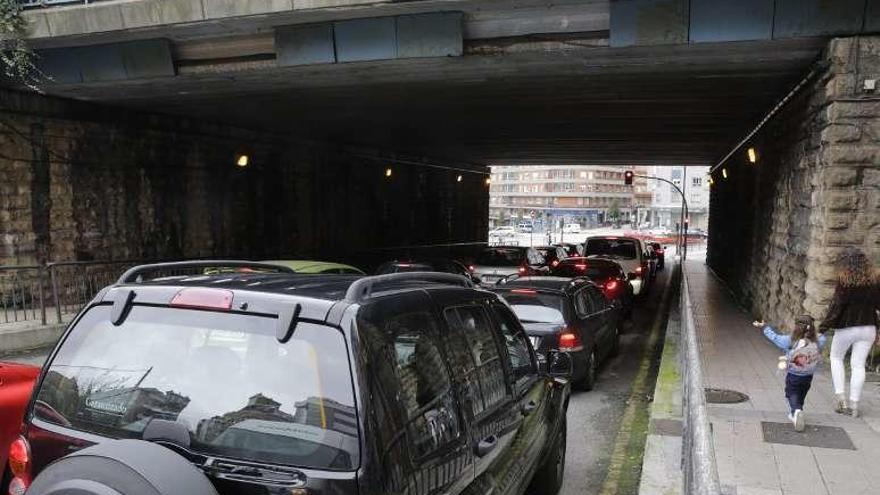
[582,236,652,296]
[562,223,581,234]
[489,226,516,237]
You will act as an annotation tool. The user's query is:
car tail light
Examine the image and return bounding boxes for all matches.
[170,288,234,310]
[605,280,619,293]
[551,260,559,267]
[575,264,587,270]
[558,329,584,352]
[518,266,527,274]
[397,263,412,268]
[8,436,31,494]
[468,265,475,272]
[634,266,643,275]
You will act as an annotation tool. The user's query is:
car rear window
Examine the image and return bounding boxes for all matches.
[476,248,525,266]
[555,261,618,279]
[500,292,565,324]
[584,239,638,260]
[34,304,358,470]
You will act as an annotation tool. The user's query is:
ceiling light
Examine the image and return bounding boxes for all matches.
[722,168,728,179]
[236,154,249,167]
[747,147,757,163]
[385,168,392,178]
[456,175,463,182]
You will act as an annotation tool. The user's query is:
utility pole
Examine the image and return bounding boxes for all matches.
[629,172,689,261]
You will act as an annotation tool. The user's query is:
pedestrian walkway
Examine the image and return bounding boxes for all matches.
[687,261,880,495]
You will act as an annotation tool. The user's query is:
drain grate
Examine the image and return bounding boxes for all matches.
[705,388,750,404]
[761,422,856,450]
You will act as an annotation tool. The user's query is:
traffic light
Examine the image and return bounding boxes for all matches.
[624,170,634,185]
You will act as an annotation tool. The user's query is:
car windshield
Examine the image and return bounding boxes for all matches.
[34,305,358,470]
[476,248,525,266]
[584,239,638,260]
[501,292,566,324]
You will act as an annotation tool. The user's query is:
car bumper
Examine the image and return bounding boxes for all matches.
[631,278,644,295]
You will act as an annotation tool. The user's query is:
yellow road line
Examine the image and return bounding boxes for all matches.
[599,266,676,495]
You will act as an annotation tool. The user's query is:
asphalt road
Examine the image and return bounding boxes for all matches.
[557,263,673,495]
[4,263,675,495]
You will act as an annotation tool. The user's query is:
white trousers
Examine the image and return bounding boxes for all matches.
[830,325,877,402]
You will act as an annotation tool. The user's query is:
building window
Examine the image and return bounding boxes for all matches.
[693,177,702,187]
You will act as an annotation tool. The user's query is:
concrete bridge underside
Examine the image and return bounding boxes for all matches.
[2,1,878,325]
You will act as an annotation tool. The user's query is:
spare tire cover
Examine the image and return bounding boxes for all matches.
[27,439,218,495]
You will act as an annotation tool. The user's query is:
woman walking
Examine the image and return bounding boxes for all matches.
[819,248,880,418]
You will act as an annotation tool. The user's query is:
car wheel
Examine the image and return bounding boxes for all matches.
[577,349,598,391]
[529,419,567,495]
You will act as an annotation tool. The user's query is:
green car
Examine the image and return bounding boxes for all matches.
[264,260,365,275]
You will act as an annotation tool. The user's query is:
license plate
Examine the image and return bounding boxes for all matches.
[529,336,540,349]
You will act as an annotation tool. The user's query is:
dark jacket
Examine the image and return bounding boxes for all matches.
[819,280,880,332]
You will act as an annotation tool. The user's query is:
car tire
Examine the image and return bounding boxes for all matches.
[611,325,621,357]
[529,419,567,495]
[576,349,598,391]
[26,439,219,495]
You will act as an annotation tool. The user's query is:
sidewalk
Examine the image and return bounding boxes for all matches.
[688,261,880,495]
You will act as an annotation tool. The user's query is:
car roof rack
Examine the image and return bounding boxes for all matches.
[116,260,296,284]
[344,272,473,303]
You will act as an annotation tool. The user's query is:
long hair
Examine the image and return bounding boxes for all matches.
[836,248,877,287]
[791,315,818,344]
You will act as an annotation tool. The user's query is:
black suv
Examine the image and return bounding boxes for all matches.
[15,261,571,495]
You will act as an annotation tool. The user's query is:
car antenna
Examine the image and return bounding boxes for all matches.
[276,303,303,343]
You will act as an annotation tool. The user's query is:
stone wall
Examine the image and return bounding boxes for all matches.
[0,89,489,268]
[707,36,880,330]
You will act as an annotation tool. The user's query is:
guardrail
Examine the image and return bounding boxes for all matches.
[679,265,722,494]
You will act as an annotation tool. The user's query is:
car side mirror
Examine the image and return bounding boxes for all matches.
[548,350,573,378]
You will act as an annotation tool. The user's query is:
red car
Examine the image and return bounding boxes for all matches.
[0,362,39,491]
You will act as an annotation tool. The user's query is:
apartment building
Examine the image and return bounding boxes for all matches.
[489,166,651,230]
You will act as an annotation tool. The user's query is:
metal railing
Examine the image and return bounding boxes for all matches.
[0,260,139,327]
[680,265,722,494]
[0,265,47,325]
[18,0,105,8]
[47,260,139,324]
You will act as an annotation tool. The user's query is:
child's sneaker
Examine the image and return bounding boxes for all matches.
[793,409,805,432]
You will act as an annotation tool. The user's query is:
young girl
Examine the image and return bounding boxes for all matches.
[753,315,827,432]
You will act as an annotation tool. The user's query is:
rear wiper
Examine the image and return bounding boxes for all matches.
[205,460,307,485]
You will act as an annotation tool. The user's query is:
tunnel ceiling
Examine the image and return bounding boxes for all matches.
[42,37,824,166]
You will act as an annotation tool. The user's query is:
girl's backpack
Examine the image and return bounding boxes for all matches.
[789,339,822,374]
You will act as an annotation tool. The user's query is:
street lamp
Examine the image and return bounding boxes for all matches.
[626,172,689,260]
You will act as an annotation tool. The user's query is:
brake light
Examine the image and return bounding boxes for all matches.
[511,289,537,294]
[8,436,31,494]
[605,280,619,292]
[551,260,560,267]
[558,329,584,352]
[170,288,234,310]
[468,265,475,272]
[397,263,412,268]
[575,264,587,270]
[518,266,527,274]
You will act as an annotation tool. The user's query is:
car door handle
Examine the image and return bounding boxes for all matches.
[475,435,498,457]
[521,400,538,416]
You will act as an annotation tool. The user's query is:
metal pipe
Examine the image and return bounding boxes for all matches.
[681,265,722,494]
[711,63,825,174]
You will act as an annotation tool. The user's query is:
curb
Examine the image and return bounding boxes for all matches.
[638,287,684,495]
[0,322,66,356]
